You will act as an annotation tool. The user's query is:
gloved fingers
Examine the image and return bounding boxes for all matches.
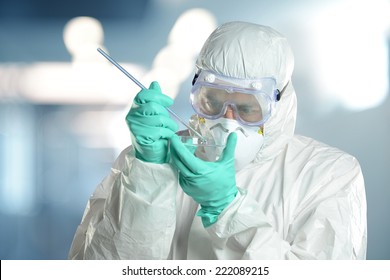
[127,110,178,131]
[148,81,161,91]
[170,134,206,175]
[148,115,178,132]
[133,82,174,107]
[219,132,237,163]
[134,90,174,107]
[130,101,171,117]
[170,144,193,175]
[131,123,178,143]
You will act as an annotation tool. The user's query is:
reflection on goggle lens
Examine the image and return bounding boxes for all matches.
[198,88,264,122]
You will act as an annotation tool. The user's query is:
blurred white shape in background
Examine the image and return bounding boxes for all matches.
[0,105,35,215]
[309,0,390,111]
[63,16,104,63]
[0,16,145,104]
[143,8,217,99]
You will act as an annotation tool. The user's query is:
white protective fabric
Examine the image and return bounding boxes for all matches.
[68,21,367,260]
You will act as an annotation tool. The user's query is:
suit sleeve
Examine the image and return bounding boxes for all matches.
[68,147,179,259]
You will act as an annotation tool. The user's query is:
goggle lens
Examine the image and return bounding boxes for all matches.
[191,85,273,125]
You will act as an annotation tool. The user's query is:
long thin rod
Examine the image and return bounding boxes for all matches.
[97,48,205,140]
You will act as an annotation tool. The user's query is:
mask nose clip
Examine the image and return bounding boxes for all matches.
[209,123,229,133]
[235,127,249,137]
[209,121,249,137]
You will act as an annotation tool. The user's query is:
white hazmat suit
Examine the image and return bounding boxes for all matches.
[68,22,367,260]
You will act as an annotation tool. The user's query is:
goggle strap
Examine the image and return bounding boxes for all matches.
[192,73,199,86]
[276,81,290,101]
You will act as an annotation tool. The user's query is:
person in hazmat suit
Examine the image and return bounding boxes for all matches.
[68,21,367,259]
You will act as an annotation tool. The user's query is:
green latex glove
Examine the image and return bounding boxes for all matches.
[126,81,178,163]
[170,133,238,227]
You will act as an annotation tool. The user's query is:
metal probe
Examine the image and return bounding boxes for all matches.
[97,48,206,141]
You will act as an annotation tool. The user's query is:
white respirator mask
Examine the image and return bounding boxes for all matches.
[197,117,264,171]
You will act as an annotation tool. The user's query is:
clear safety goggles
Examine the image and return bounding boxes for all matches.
[190,70,279,126]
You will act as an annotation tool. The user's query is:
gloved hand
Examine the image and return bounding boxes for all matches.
[170,133,238,227]
[126,81,178,163]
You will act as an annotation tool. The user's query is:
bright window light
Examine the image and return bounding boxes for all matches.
[309,0,389,111]
[144,8,217,99]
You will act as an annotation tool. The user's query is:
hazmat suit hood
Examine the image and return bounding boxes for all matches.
[195,21,297,162]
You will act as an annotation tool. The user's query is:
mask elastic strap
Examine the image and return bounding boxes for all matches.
[276,81,290,101]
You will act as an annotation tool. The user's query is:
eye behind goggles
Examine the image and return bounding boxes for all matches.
[190,71,284,126]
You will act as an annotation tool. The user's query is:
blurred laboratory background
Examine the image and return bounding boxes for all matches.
[0,0,389,259]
